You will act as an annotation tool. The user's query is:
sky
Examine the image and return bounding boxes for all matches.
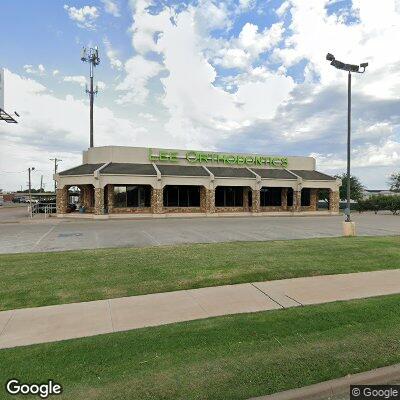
[0,0,399,191]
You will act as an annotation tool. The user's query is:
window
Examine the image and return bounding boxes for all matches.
[287,188,293,207]
[114,186,127,207]
[113,185,151,208]
[163,186,200,207]
[301,188,311,206]
[260,187,282,206]
[215,187,243,207]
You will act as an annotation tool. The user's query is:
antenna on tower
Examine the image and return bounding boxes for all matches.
[81,46,100,148]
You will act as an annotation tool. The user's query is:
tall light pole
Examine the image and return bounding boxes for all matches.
[81,46,100,148]
[326,53,368,223]
[50,158,62,194]
[28,167,35,218]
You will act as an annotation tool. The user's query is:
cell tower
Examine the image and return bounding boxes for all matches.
[81,47,100,148]
[0,68,19,123]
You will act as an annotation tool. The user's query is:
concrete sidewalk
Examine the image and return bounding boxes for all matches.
[1,269,400,350]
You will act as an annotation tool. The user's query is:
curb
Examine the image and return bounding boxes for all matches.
[250,364,400,400]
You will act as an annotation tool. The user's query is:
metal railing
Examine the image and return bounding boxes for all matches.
[30,202,56,218]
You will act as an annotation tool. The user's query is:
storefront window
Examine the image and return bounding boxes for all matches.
[163,186,200,207]
[301,188,311,206]
[114,186,127,207]
[215,187,243,207]
[113,185,151,207]
[260,187,282,206]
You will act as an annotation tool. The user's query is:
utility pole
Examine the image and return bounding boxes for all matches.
[40,175,43,192]
[81,46,100,148]
[28,167,35,217]
[50,158,62,194]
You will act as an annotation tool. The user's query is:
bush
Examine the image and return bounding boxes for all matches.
[357,195,400,215]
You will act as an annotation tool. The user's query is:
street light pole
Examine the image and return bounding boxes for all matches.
[28,167,35,218]
[346,71,351,222]
[50,158,62,194]
[326,53,368,224]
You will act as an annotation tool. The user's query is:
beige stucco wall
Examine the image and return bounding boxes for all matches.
[82,146,316,170]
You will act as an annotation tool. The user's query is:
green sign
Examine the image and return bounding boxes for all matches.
[148,149,288,168]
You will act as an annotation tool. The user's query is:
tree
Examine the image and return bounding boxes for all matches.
[389,172,400,192]
[334,173,364,201]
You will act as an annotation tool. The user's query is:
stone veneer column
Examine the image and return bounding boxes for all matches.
[310,188,318,211]
[205,188,215,213]
[107,184,114,213]
[251,189,260,213]
[56,187,68,214]
[151,187,163,214]
[94,188,104,215]
[243,188,250,212]
[281,188,288,211]
[329,190,340,213]
[293,190,301,212]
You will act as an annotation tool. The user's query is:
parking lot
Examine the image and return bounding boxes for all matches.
[0,206,399,254]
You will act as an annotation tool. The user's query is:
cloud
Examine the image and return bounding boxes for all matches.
[101,0,120,17]
[63,5,99,30]
[23,64,46,75]
[103,37,123,70]
[63,75,87,87]
[115,55,163,104]
[52,70,60,76]
[0,69,148,190]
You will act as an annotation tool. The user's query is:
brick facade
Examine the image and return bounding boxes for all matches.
[251,189,260,213]
[94,188,104,215]
[329,190,340,213]
[151,188,163,214]
[281,188,288,211]
[56,187,68,214]
[293,190,301,212]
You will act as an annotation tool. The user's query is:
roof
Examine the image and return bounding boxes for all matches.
[290,170,336,181]
[59,164,104,176]
[101,163,156,175]
[251,168,296,180]
[207,167,255,178]
[156,164,209,177]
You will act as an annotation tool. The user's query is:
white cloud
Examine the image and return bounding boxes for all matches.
[103,37,123,70]
[138,112,157,122]
[213,22,285,70]
[23,64,46,75]
[63,75,87,87]
[101,0,120,17]
[53,70,60,76]
[0,69,148,190]
[97,81,106,90]
[63,5,99,30]
[116,55,163,104]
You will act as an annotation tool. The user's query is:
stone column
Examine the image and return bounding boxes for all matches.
[329,190,340,213]
[94,188,104,215]
[251,189,260,213]
[310,188,318,211]
[56,187,68,214]
[293,190,301,212]
[151,187,163,214]
[107,184,114,213]
[281,188,288,211]
[205,189,215,214]
[243,187,250,212]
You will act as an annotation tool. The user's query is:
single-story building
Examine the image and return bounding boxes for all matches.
[55,146,341,218]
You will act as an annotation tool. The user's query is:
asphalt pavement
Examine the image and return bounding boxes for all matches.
[0,207,399,254]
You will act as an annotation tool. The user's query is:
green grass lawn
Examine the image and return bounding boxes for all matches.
[1,236,400,311]
[1,294,400,400]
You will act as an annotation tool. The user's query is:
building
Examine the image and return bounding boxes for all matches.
[55,146,341,218]
[362,189,400,199]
